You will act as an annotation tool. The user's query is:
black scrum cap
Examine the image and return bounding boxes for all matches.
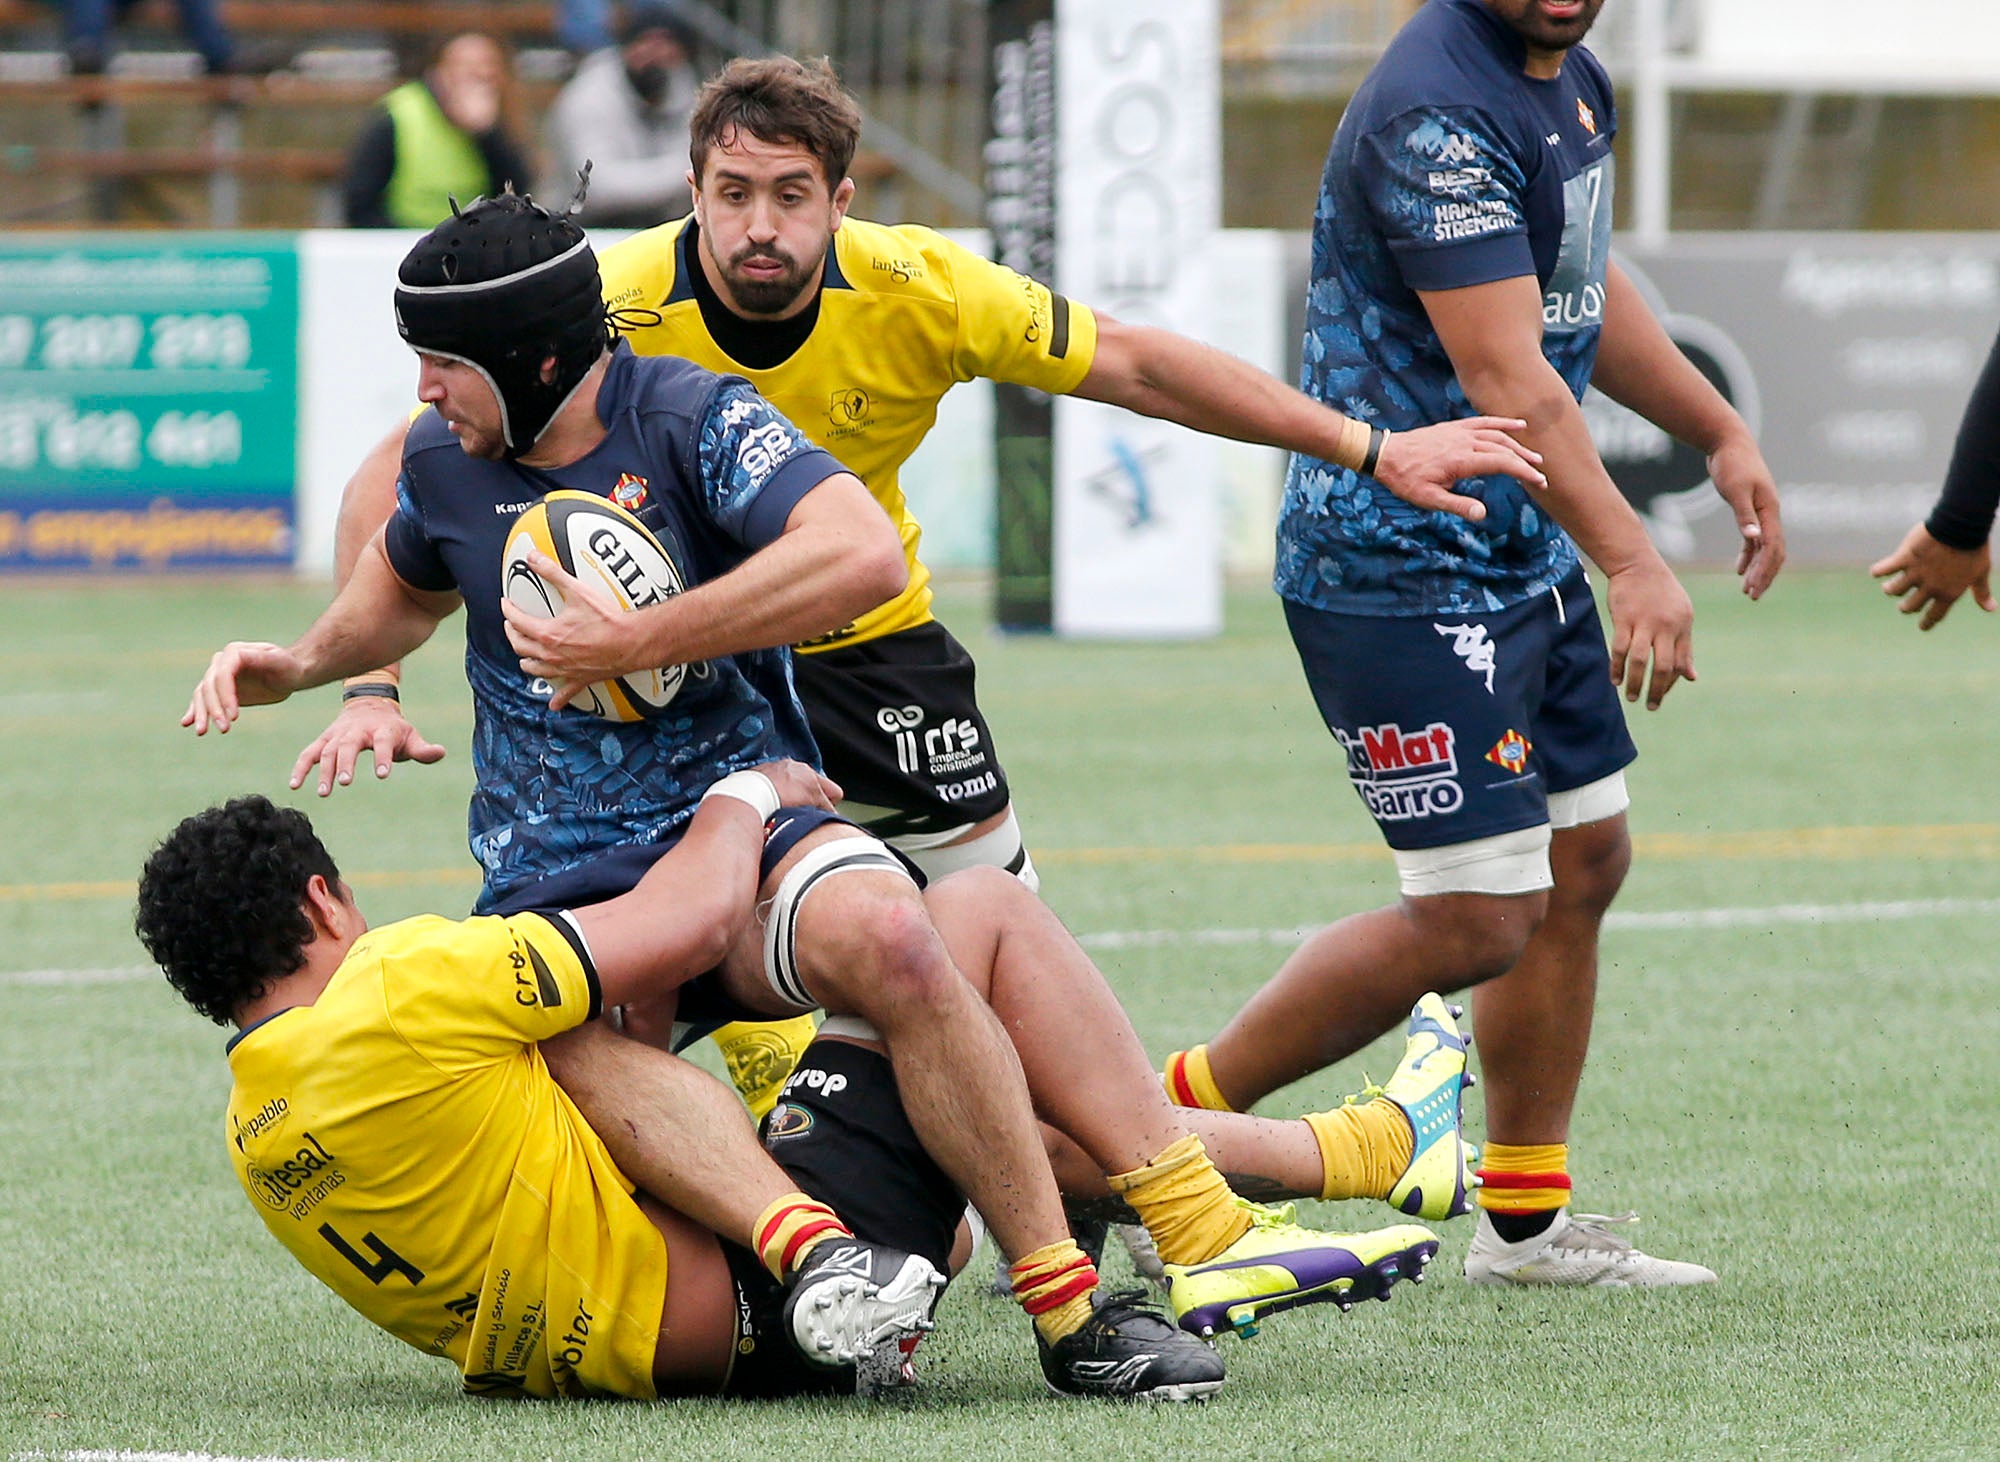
[394,190,609,455]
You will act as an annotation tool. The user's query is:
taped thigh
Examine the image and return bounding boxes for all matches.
[761,837,917,1011]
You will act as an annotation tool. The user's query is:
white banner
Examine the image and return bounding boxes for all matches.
[1052,0,1222,637]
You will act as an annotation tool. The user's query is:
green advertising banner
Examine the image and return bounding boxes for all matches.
[0,235,297,569]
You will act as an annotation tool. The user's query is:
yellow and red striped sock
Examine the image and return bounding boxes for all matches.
[753,1192,853,1283]
[1009,1239,1100,1345]
[1105,1133,1254,1266]
[1163,1045,1235,1112]
[1475,1142,1571,1230]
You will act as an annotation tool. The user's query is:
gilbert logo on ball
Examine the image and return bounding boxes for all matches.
[502,489,688,722]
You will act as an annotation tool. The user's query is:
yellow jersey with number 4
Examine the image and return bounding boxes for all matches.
[224,911,666,1399]
[599,216,1098,649]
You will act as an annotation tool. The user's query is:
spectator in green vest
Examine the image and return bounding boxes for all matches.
[342,33,535,230]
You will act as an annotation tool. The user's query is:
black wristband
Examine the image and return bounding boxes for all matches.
[341,682,400,703]
[1359,426,1387,477]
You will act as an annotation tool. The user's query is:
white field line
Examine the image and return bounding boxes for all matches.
[1072,896,2000,950]
[13,1452,355,1462]
[6,897,1999,985]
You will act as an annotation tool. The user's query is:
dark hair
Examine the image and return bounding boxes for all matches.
[620,1,697,53]
[688,55,861,190]
[135,795,342,1026]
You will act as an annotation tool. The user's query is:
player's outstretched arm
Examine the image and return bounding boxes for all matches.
[288,418,456,792]
[502,471,905,710]
[1870,524,1996,630]
[570,760,841,1005]
[1589,262,1784,598]
[1420,274,1695,710]
[186,533,459,735]
[1069,313,1544,520]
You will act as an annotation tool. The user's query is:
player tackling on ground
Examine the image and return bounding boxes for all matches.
[182,193,1466,1396]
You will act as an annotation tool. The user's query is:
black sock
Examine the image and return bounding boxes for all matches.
[1488,1209,1560,1244]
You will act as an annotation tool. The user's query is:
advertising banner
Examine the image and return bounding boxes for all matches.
[0,236,297,569]
[1594,236,2000,565]
[1050,0,1221,637]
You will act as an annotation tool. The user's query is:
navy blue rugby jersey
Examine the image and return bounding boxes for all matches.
[385,341,843,911]
[1277,0,1616,617]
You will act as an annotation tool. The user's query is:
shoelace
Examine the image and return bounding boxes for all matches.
[1553,1211,1644,1257]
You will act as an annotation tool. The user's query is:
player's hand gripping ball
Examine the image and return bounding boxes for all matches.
[501,489,688,721]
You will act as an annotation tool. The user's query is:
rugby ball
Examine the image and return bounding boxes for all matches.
[501,489,688,722]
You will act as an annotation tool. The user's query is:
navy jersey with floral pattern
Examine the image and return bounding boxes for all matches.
[1277,0,1617,616]
[384,340,843,912]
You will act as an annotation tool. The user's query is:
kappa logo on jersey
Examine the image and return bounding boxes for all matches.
[1434,132,1481,167]
[828,387,871,430]
[1577,98,1597,135]
[610,473,649,511]
[1434,622,1497,693]
[1486,728,1532,775]
[717,396,760,428]
[1335,721,1464,821]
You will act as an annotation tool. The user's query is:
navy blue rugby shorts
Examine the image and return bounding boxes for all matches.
[1284,566,1636,852]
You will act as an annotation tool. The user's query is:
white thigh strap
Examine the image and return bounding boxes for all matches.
[763,838,916,1010]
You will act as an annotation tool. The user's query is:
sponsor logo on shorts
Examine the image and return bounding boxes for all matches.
[610,473,649,511]
[1485,729,1532,775]
[764,1101,814,1140]
[1335,721,1464,821]
[1434,622,1497,693]
[876,704,993,792]
[782,1066,850,1100]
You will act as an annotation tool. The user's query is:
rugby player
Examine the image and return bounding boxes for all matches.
[181,193,1456,1397]
[136,785,954,1400]
[1161,0,1784,1287]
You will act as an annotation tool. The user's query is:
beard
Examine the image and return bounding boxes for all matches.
[720,240,825,316]
[1493,0,1605,53]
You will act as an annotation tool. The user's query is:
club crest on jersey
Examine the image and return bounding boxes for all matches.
[1577,98,1597,135]
[1485,729,1532,775]
[828,387,871,429]
[610,473,649,511]
[1435,622,1497,693]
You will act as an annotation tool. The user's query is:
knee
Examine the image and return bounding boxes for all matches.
[1553,822,1632,918]
[802,883,960,1019]
[1408,892,1546,984]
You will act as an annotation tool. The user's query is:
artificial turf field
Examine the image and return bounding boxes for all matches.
[2,567,1997,1459]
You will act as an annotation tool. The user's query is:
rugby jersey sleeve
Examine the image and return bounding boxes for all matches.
[934,232,1097,394]
[1357,105,1538,293]
[688,379,851,548]
[374,912,602,1068]
[380,457,456,592]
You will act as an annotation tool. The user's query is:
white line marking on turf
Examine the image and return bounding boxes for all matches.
[13,1452,355,1462]
[1071,897,2000,950]
[0,964,154,985]
[5,897,1998,985]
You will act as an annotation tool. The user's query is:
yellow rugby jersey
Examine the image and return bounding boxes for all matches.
[600,216,1099,648]
[224,912,667,1399]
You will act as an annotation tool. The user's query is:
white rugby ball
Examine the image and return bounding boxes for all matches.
[501,489,688,722]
